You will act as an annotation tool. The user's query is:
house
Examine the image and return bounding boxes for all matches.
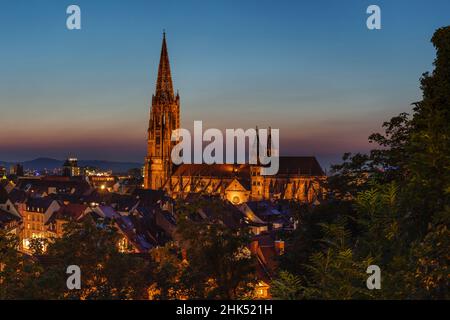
[18,197,61,253]
[1,178,16,193]
[236,202,269,235]
[114,214,155,253]
[249,234,286,299]
[84,204,162,253]
[45,203,89,237]
[15,176,91,197]
[0,186,21,219]
[88,175,117,192]
[0,209,21,235]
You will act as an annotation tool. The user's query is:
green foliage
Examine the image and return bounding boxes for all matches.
[270,271,304,300]
[412,221,449,298]
[1,218,153,300]
[29,237,49,256]
[276,26,450,300]
[148,242,190,299]
[299,216,375,300]
[34,218,151,299]
[146,197,257,300]
[0,230,43,299]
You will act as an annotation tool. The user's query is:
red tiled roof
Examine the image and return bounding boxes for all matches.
[172,156,324,178]
[277,156,324,175]
[173,163,250,178]
[54,203,88,221]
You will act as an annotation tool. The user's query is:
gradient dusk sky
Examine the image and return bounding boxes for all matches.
[0,0,449,169]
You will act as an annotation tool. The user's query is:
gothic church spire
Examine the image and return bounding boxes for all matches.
[155,31,174,100]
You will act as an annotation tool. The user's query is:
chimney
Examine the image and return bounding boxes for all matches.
[274,240,285,255]
[181,248,188,261]
[250,240,259,255]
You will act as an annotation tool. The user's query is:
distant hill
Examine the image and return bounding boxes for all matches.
[0,157,142,174]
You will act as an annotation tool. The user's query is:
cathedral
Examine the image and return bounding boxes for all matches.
[144,34,326,204]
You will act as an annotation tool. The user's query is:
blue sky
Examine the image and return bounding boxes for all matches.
[0,0,449,168]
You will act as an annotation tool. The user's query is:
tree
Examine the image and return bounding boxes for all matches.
[301,216,375,300]
[173,197,257,299]
[0,230,43,299]
[277,26,450,299]
[270,271,304,300]
[29,237,49,256]
[148,242,190,300]
[37,217,152,299]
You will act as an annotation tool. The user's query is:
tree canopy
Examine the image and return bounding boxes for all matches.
[272,26,450,300]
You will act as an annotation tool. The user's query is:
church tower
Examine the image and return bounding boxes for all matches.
[144,33,180,189]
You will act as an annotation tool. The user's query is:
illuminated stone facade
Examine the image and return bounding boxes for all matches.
[144,35,326,204]
[144,33,180,190]
[19,198,61,252]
